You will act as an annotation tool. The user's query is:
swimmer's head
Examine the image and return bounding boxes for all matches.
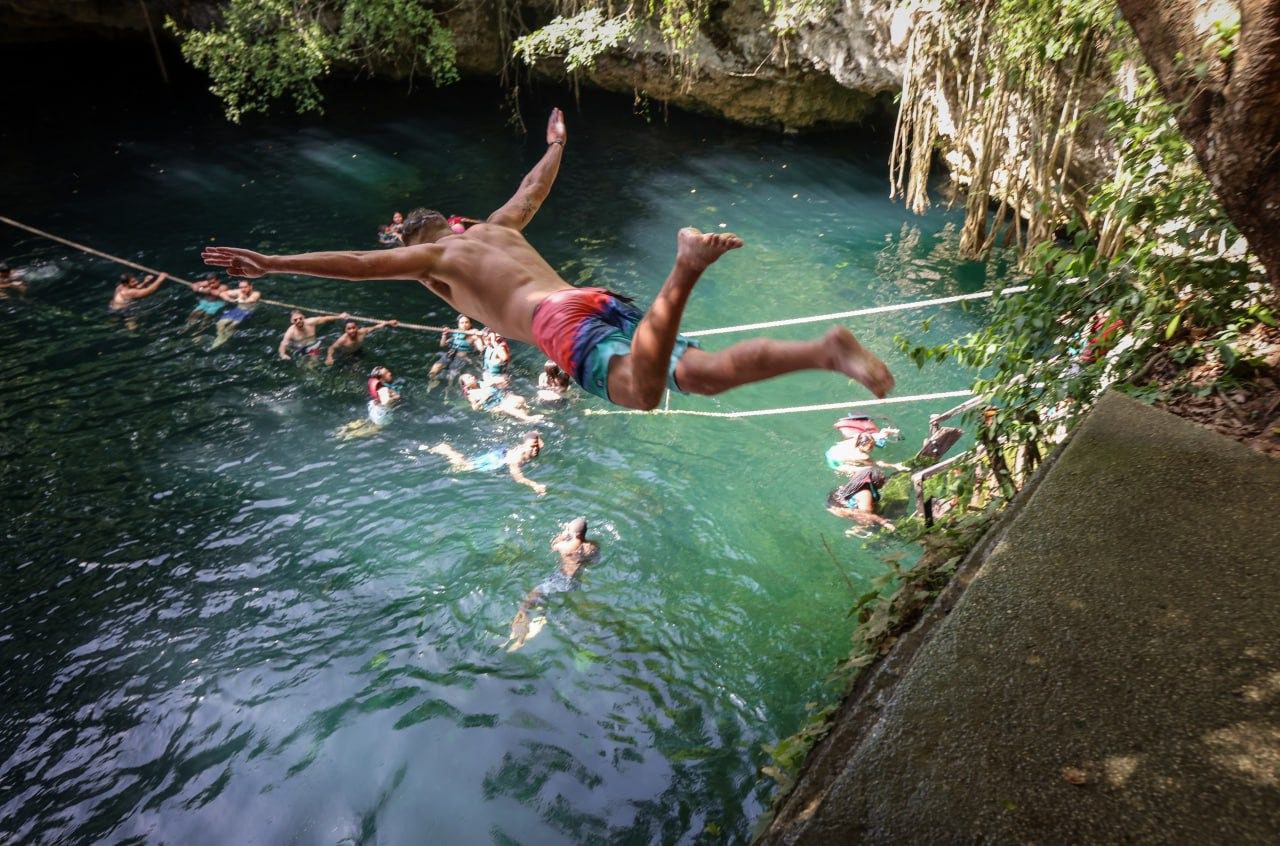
[120,272,139,287]
[565,517,587,540]
[400,208,450,245]
[392,211,404,225]
[344,321,359,335]
[457,315,472,331]
[290,310,305,325]
[522,431,543,456]
[544,360,558,375]
[238,280,253,292]
[0,263,9,275]
[370,365,391,382]
[458,373,479,389]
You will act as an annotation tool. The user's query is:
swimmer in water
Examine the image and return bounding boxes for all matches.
[278,309,349,361]
[325,318,399,366]
[426,431,546,495]
[188,273,228,327]
[109,271,168,330]
[536,359,571,403]
[0,262,28,297]
[211,279,262,349]
[825,424,908,476]
[204,107,895,411]
[827,466,896,536]
[429,314,481,381]
[479,328,512,388]
[338,365,400,439]
[504,516,600,652]
[459,373,543,423]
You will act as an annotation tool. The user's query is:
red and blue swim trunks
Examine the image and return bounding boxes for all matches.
[530,287,700,402]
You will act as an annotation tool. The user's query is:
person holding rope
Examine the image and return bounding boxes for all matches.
[429,314,481,381]
[203,107,895,410]
[109,272,168,329]
[211,279,262,349]
[278,309,349,361]
[326,317,398,366]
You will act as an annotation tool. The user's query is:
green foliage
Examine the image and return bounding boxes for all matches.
[512,9,637,73]
[169,0,457,123]
[898,61,1266,506]
[647,0,711,53]
[760,0,835,39]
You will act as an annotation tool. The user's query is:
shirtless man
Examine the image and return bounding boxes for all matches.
[325,318,398,366]
[427,431,546,495]
[203,108,894,410]
[110,272,167,312]
[504,517,601,652]
[278,309,349,360]
[188,273,228,326]
[212,279,263,349]
[0,263,28,297]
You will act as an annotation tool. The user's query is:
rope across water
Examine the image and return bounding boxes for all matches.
[0,215,460,333]
[3,215,989,418]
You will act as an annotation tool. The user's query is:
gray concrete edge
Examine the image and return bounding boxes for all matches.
[756,406,1087,844]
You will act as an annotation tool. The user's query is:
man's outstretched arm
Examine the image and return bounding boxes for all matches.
[486,108,567,231]
[203,244,442,282]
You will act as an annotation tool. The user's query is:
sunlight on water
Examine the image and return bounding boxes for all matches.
[0,84,1002,843]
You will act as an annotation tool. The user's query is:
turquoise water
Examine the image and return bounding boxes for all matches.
[0,78,994,843]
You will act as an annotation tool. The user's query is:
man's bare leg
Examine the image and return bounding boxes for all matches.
[606,228,743,410]
[675,325,894,398]
[427,443,469,470]
[605,228,894,409]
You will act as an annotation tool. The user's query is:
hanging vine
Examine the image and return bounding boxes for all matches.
[891,0,1113,260]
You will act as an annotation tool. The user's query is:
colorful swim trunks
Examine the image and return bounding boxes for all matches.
[530,287,700,402]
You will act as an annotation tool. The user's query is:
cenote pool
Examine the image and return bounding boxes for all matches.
[0,73,1000,843]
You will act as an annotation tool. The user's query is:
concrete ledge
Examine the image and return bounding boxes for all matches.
[760,391,1280,844]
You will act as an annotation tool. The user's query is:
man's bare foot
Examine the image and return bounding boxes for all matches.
[825,326,895,398]
[676,227,743,272]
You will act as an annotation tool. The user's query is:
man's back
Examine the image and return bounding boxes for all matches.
[421,224,572,344]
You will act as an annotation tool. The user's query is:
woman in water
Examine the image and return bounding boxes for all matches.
[338,365,400,439]
[479,328,512,388]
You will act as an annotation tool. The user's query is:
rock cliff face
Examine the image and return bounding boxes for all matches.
[0,0,910,130]
[453,0,912,130]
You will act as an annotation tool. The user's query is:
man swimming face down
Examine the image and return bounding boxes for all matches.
[203,108,894,410]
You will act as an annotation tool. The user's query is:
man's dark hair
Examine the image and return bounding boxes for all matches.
[401,208,447,241]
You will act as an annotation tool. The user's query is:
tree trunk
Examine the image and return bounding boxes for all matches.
[1115,0,1280,297]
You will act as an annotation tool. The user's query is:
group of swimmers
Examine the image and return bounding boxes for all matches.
[824,414,909,536]
[9,106,911,649]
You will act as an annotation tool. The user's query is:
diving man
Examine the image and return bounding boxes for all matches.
[204,108,894,410]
